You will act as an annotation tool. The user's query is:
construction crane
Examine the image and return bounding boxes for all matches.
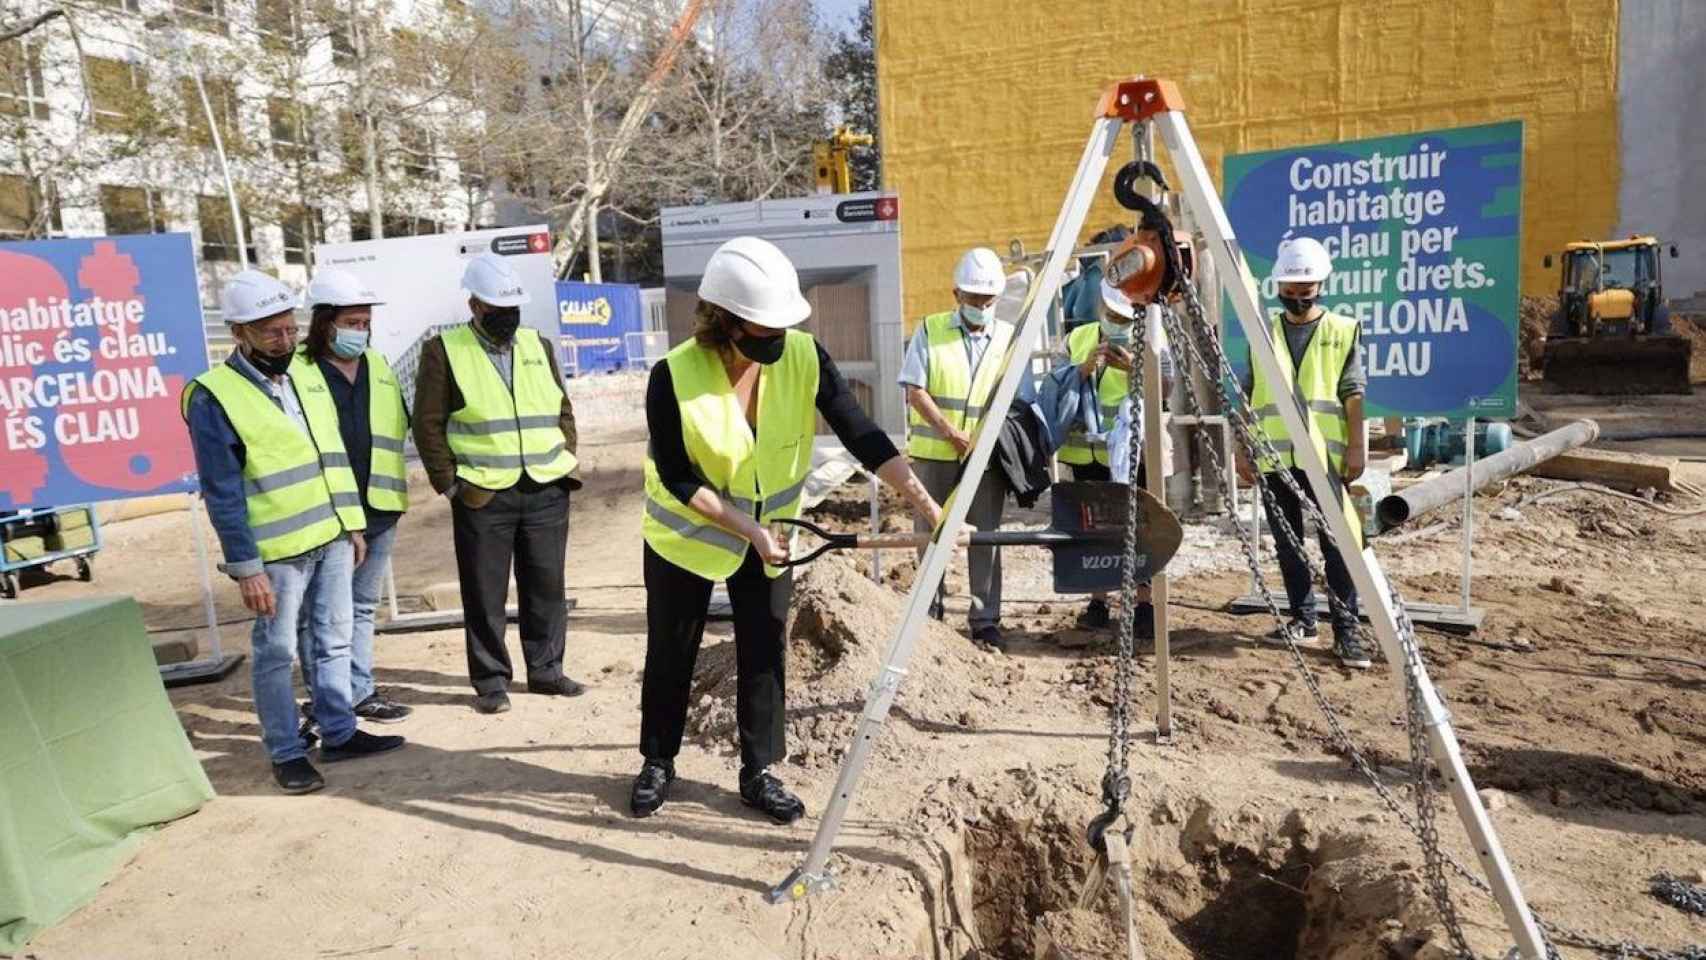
[812,126,873,195]
[550,0,707,280]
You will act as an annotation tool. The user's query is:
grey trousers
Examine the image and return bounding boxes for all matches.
[911,456,1006,629]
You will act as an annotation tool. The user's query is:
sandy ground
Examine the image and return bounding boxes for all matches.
[11,388,1706,960]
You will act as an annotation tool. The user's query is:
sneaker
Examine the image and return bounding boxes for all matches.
[1077,598,1112,630]
[319,729,407,763]
[525,675,587,697]
[474,690,512,714]
[971,624,1006,653]
[1261,618,1322,647]
[740,769,806,825]
[630,759,676,818]
[272,757,325,795]
[1333,631,1374,670]
[297,715,320,751]
[354,694,413,723]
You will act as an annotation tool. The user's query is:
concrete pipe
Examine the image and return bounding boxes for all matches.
[1375,419,1600,531]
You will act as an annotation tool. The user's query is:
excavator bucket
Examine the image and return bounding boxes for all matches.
[1542,335,1694,395]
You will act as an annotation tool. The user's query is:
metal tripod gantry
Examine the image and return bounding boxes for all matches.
[767,75,1548,960]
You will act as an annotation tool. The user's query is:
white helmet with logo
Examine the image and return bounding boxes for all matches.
[307,267,385,308]
[220,269,300,324]
[1099,278,1137,320]
[462,252,531,307]
[1271,236,1333,284]
[953,247,1006,296]
[698,236,811,329]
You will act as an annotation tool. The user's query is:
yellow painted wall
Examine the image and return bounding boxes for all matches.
[877,0,1620,326]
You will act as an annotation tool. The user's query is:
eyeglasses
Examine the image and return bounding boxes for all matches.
[248,324,299,345]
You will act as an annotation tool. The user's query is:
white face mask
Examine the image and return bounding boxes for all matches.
[960,303,995,328]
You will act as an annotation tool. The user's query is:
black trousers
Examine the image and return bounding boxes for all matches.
[1262,467,1359,629]
[451,479,570,694]
[640,543,791,777]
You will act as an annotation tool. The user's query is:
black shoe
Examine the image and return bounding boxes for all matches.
[320,729,407,763]
[297,715,320,751]
[1077,598,1111,630]
[972,624,1007,653]
[1333,630,1374,670]
[740,769,806,825]
[354,694,413,723]
[630,759,676,818]
[525,675,587,697]
[474,690,511,714]
[272,757,325,794]
[928,598,945,621]
[1262,618,1322,647]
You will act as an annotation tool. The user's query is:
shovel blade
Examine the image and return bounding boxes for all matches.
[1049,482,1184,594]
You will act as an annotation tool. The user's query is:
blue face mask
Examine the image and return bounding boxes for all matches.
[331,327,369,359]
[960,303,995,328]
[1100,317,1133,346]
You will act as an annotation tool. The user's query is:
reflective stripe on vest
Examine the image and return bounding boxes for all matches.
[180,363,353,562]
[642,331,819,581]
[286,350,412,514]
[1249,309,1363,547]
[906,311,1013,462]
[442,324,577,489]
[1058,322,1130,467]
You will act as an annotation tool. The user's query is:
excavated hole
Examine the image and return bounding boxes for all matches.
[952,794,1430,960]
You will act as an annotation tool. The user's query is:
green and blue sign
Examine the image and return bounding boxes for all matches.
[0,233,207,511]
[1222,120,1523,419]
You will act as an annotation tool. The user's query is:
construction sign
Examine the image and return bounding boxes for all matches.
[557,281,643,374]
[0,234,206,511]
[1223,120,1524,420]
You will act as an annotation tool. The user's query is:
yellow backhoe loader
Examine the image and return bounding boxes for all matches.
[1542,236,1692,394]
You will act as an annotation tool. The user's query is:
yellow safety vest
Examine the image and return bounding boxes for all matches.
[180,360,365,563]
[441,323,577,489]
[287,350,411,514]
[1058,322,1129,467]
[906,311,1014,462]
[1250,308,1363,547]
[641,331,819,581]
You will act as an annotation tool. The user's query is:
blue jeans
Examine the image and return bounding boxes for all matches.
[253,536,357,763]
[299,522,396,707]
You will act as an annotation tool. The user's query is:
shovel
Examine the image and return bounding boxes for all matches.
[773,482,1183,593]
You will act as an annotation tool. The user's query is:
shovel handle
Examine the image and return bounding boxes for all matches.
[771,518,972,567]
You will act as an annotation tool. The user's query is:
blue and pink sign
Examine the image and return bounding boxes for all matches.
[0,233,207,511]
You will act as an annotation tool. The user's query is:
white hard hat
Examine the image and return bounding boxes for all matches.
[697,236,811,329]
[1099,278,1136,320]
[953,247,1006,296]
[461,253,531,307]
[1272,236,1333,283]
[306,267,385,308]
[220,269,300,324]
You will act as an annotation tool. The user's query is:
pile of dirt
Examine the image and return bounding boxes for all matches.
[1670,311,1706,382]
[686,551,1016,769]
[1518,295,1557,379]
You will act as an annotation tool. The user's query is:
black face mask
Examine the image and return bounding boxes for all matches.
[479,307,522,342]
[733,331,786,365]
[249,346,294,378]
[1279,295,1317,318]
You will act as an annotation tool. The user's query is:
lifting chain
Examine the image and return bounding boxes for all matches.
[1152,274,1703,960]
[1090,329,1150,859]
[1651,875,1706,918]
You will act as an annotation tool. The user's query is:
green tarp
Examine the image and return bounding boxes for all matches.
[0,597,214,954]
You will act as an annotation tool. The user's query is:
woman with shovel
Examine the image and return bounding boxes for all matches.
[632,236,943,825]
